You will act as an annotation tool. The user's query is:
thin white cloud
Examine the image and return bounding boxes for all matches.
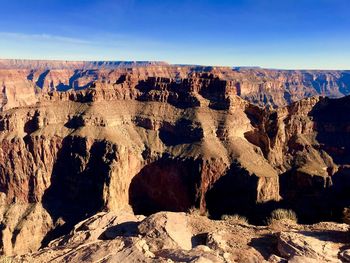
[0,31,167,49]
[0,31,174,62]
[0,32,92,45]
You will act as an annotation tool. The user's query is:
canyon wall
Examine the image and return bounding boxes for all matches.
[1,59,350,111]
[0,60,350,255]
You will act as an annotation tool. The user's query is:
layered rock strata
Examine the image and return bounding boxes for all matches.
[1,59,350,111]
[0,60,350,256]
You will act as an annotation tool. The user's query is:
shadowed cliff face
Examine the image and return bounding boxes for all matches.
[205,163,260,221]
[129,157,202,215]
[279,170,334,224]
[310,97,350,164]
[276,96,350,224]
[39,137,117,245]
[42,137,115,223]
[1,62,350,255]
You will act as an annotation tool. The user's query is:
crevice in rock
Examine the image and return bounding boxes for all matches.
[64,115,85,129]
[248,234,278,260]
[99,221,139,239]
[24,111,40,134]
[191,233,208,248]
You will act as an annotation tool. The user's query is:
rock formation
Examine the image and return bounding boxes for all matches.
[10,211,350,262]
[1,59,350,110]
[0,59,350,260]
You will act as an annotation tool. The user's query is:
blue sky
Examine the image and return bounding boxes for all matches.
[0,0,349,69]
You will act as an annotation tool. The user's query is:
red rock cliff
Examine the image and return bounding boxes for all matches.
[0,60,350,256]
[1,59,350,110]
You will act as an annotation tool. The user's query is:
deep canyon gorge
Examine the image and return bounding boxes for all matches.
[1,59,350,262]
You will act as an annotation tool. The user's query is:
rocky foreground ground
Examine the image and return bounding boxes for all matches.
[2,211,347,263]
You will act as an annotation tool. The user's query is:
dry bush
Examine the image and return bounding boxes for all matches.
[0,256,13,263]
[268,209,297,225]
[221,214,248,224]
[188,207,209,217]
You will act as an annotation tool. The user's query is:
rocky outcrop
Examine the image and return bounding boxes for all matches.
[7,211,349,263]
[276,221,350,262]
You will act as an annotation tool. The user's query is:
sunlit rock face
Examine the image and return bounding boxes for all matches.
[1,59,350,111]
[1,59,350,256]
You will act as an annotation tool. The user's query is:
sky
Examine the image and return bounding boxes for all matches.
[0,0,349,69]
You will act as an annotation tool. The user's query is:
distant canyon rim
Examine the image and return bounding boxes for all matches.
[0,59,350,260]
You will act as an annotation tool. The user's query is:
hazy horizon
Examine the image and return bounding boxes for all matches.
[1,57,350,71]
[0,0,349,70]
